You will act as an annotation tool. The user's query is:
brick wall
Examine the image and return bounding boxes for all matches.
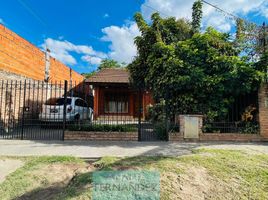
[0,80,65,130]
[0,69,33,82]
[65,131,138,141]
[199,133,261,142]
[169,133,183,141]
[0,24,84,82]
[258,83,268,140]
[169,114,264,142]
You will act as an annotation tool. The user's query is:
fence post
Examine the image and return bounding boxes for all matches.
[21,80,26,140]
[138,88,142,141]
[165,89,170,141]
[62,80,68,141]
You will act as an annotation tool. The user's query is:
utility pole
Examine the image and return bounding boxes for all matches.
[44,48,50,82]
[69,68,73,97]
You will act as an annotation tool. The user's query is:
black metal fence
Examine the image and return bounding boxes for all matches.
[202,92,260,134]
[0,80,94,140]
[1,79,256,141]
[0,79,173,141]
[0,80,161,141]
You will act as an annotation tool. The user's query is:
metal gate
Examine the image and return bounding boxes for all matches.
[0,80,67,140]
[139,121,179,141]
[140,122,164,141]
[138,96,179,141]
[0,79,171,141]
[137,92,172,141]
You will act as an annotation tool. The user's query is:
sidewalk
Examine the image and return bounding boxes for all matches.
[0,140,267,158]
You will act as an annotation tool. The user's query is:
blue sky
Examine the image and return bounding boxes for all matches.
[0,0,268,74]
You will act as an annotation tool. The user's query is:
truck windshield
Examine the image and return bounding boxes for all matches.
[45,98,72,105]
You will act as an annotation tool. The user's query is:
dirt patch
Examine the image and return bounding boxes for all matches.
[0,159,24,183]
[16,163,93,200]
[31,164,81,185]
[179,167,211,200]
[162,166,241,200]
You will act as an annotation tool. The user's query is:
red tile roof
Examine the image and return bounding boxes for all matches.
[85,68,130,84]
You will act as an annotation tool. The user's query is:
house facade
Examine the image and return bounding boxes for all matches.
[86,68,153,120]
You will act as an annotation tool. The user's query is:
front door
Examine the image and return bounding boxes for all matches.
[133,93,143,118]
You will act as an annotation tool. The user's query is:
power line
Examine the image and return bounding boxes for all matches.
[142,0,261,28]
[201,0,237,20]
[17,0,47,27]
[16,0,60,54]
[142,4,169,18]
[200,0,260,27]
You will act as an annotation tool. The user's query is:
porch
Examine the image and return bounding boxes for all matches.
[85,68,153,121]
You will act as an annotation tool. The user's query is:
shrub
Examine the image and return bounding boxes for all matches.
[238,122,259,134]
[68,124,137,132]
[147,101,166,122]
[202,121,259,134]
[154,122,167,140]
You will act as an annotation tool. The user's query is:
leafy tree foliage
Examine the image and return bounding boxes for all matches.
[255,51,268,81]
[128,13,192,88]
[191,0,203,34]
[98,59,123,70]
[235,19,268,62]
[235,19,259,60]
[82,59,124,78]
[129,13,265,121]
[81,71,96,78]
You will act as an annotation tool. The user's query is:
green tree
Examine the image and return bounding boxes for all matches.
[98,59,122,70]
[82,59,124,78]
[128,12,192,88]
[191,0,203,34]
[129,12,265,121]
[235,18,245,41]
[234,19,268,61]
[255,51,268,81]
[234,19,259,60]
[81,71,96,78]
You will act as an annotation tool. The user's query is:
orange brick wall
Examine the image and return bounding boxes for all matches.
[65,131,138,141]
[258,83,268,140]
[0,24,84,82]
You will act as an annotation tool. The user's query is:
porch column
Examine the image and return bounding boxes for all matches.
[258,83,268,141]
[93,86,99,119]
[142,92,146,119]
[129,93,134,117]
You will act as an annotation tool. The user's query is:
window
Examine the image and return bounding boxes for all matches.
[75,99,88,107]
[45,98,72,105]
[104,93,129,114]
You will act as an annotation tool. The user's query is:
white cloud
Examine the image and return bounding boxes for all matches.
[41,0,268,69]
[0,18,4,24]
[204,13,233,32]
[259,1,268,18]
[82,55,102,65]
[103,13,109,18]
[141,0,267,32]
[100,0,267,64]
[101,22,140,63]
[41,38,107,66]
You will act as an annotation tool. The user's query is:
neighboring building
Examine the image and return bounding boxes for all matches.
[0,24,83,83]
[86,68,153,120]
[0,24,92,128]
